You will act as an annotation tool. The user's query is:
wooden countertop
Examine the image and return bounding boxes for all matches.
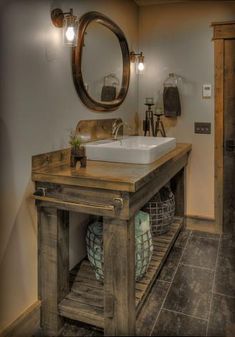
[32,143,191,192]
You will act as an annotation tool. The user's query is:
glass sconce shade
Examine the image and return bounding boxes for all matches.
[63,14,78,46]
[51,8,78,47]
[137,53,145,73]
[138,62,145,72]
[130,51,145,74]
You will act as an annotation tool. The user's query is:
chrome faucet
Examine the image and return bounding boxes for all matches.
[112,120,132,140]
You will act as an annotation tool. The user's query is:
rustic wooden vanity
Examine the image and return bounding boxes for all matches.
[32,143,191,336]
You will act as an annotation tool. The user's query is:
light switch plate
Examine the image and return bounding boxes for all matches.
[202,84,212,98]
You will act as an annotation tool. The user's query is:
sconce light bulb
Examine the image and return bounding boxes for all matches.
[65,26,75,42]
[138,62,145,72]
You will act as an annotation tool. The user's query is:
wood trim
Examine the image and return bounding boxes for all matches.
[213,22,235,40]
[211,21,235,27]
[186,214,215,222]
[214,39,224,234]
[0,301,41,337]
[186,216,218,234]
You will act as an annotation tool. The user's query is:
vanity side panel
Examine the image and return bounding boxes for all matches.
[38,207,69,336]
[129,153,189,217]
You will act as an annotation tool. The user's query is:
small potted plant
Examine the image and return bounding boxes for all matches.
[69,130,87,168]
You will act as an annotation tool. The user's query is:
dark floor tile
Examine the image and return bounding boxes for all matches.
[215,236,235,297]
[174,229,191,248]
[207,293,235,336]
[191,230,220,240]
[220,235,235,257]
[158,247,183,282]
[151,309,207,336]
[32,329,43,337]
[137,281,170,336]
[181,236,219,269]
[61,320,103,336]
[43,233,234,337]
[214,255,235,297]
[163,264,214,320]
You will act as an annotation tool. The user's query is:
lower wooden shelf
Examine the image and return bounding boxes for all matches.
[58,217,183,329]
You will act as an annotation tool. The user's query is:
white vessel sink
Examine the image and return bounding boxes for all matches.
[85,136,176,164]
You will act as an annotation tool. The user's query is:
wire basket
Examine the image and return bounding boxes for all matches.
[86,221,103,281]
[86,211,153,282]
[135,228,153,281]
[142,185,175,235]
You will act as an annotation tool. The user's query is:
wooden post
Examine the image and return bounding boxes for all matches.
[103,216,136,336]
[214,38,224,234]
[212,22,235,234]
[172,167,186,221]
[38,206,69,336]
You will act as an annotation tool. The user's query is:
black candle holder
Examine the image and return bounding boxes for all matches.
[143,103,155,136]
[154,113,166,137]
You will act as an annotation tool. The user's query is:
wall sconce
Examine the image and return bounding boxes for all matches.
[51,8,78,46]
[130,51,145,74]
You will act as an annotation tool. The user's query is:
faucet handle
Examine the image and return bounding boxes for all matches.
[112,119,118,129]
[111,119,121,135]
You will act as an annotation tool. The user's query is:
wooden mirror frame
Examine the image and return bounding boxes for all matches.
[72,11,130,112]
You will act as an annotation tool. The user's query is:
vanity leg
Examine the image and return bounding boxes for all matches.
[103,217,136,336]
[38,206,69,336]
[172,167,186,222]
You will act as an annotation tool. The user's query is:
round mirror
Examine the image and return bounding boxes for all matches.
[72,12,130,112]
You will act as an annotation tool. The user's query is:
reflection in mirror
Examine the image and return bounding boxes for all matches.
[72,11,130,112]
[81,22,123,102]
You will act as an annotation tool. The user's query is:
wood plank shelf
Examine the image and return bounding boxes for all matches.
[58,217,183,329]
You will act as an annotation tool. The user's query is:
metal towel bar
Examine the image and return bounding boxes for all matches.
[33,195,123,213]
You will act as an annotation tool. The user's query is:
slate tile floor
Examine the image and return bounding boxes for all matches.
[141,230,235,336]
[56,229,235,336]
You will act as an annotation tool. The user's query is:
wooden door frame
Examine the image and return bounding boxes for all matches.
[213,21,235,233]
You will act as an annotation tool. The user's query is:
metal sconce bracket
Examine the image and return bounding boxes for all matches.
[130,51,144,63]
[51,8,74,28]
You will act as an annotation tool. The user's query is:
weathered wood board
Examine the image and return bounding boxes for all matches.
[58,219,182,329]
[32,144,191,193]
[213,21,235,234]
[33,142,191,336]
[223,39,235,233]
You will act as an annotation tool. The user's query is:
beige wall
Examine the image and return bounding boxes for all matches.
[2,0,235,331]
[0,0,138,330]
[138,1,235,219]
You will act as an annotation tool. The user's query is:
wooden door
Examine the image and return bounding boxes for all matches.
[214,22,235,234]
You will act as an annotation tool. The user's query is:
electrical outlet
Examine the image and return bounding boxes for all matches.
[194,122,211,134]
